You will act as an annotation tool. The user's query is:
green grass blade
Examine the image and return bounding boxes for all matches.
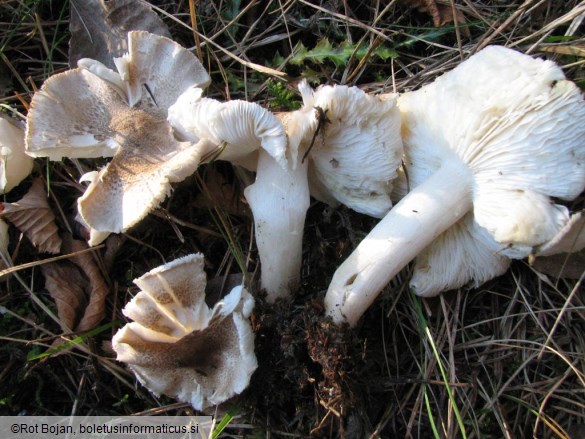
[27,322,116,361]
[211,410,235,439]
[425,326,467,439]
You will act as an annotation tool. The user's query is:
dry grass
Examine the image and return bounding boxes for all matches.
[1,0,585,438]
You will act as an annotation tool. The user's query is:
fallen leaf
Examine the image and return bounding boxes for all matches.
[69,0,171,69]
[41,262,87,331]
[61,235,110,333]
[539,45,585,58]
[0,178,62,254]
[102,234,127,272]
[531,250,585,280]
[397,0,469,36]
[195,167,249,217]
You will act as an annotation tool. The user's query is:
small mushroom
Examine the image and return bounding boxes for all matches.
[167,86,288,169]
[169,86,302,301]
[112,253,257,410]
[0,117,34,195]
[25,31,215,245]
[325,46,585,327]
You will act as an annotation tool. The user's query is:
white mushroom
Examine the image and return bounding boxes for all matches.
[167,86,288,169]
[283,80,403,218]
[168,80,402,302]
[112,253,256,410]
[79,30,210,109]
[169,86,304,302]
[25,31,215,245]
[325,46,585,327]
[1,117,34,195]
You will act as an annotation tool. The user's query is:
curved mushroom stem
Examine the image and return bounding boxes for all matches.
[324,160,473,326]
[244,150,310,302]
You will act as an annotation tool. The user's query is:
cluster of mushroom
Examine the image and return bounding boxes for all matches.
[10,30,585,411]
[17,30,403,409]
[324,46,585,326]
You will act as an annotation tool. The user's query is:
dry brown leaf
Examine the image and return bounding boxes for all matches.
[41,262,87,331]
[61,235,110,333]
[539,45,585,58]
[195,167,249,217]
[397,0,469,35]
[0,178,62,254]
[531,250,585,280]
[102,234,127,272]
[69,0,171,69]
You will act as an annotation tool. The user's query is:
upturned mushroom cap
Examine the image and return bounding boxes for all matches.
[396,45,585,296]
[26,31,216,244]
[26,67,127,160]
[0,118,33,194]
[112,253,256,410]
[168,86,288,169]
[80,31,211,109]
[284,80,403,218]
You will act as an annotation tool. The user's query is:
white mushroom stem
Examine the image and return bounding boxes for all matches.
[325,160,473,326]
[244,149,310,302]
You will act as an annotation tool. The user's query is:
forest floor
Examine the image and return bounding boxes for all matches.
[1,1,585,438]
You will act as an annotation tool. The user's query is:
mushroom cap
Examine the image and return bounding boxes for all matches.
[75,104,215,239]
[396,45,585,296]
[112,253,257,410]
[168,87,288,169]
[111,31,211,109]
[26,68,127,160]
[26,31,215,241]
[288,80,403,218]
[0,118,34,194]
[409,213,511,295]
[27,30,210,160]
